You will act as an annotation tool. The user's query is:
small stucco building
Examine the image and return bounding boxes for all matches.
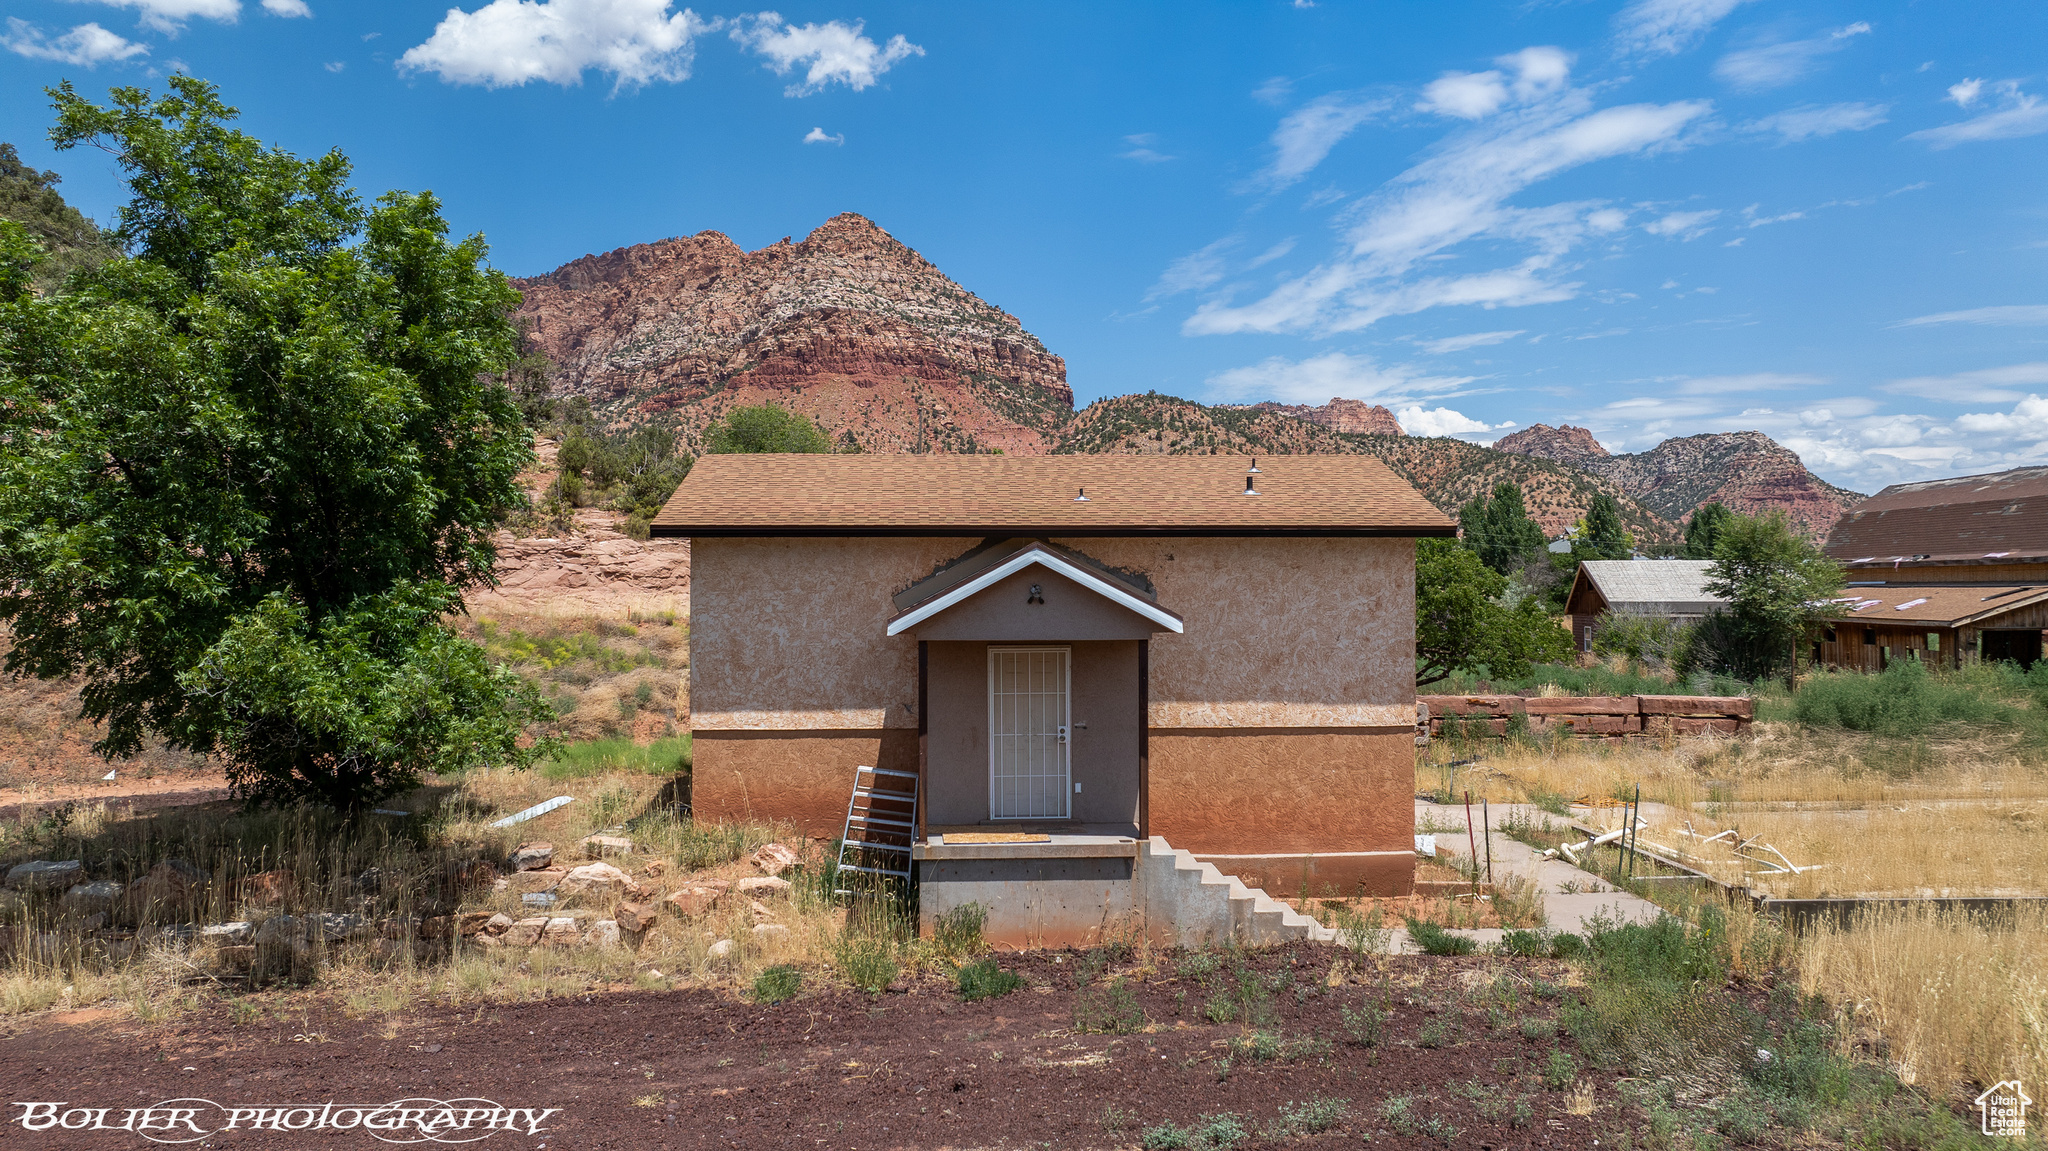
[1562,559,1727,652]
[651,455,1454,941]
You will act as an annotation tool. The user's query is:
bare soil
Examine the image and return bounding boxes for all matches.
[0,945,1618,1149]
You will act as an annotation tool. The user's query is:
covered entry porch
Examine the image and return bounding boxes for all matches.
[888,539,1181,945]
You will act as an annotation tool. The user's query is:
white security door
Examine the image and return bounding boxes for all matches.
[988,647,1071,820]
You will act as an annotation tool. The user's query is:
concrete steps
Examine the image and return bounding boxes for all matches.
[1138,837,1338,946]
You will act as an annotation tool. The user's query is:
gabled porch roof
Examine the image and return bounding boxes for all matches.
[885,538,1185,637]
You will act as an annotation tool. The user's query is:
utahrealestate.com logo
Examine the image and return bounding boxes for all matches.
[10,1099,561,1143]
[1977,1081,2033,1139]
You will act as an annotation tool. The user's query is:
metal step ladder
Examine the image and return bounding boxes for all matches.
[833,764,919,895]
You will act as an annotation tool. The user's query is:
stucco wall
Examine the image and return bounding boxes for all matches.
[692,729,918,835]
[923,640,1141,827]
[1065,537,1416,729]
[689,534,1418,893]
[911,567,1161,642]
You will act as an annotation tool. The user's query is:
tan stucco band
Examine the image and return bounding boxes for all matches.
[1193,852,1415,899]
[693,708,915,731]
[1150,703,1417,728]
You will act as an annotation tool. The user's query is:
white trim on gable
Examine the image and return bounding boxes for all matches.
[885,548,1184,636]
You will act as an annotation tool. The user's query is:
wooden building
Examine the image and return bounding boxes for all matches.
[1562,560,1725,653]
[1821,466,2048,668]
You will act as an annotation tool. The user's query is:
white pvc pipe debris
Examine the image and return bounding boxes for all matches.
[488,795,575,828]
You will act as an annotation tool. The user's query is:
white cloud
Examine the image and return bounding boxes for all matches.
[1897,304,2048,328]
[1146,237,1236,302]
[1420,71,1508,120]
[1614,0,1756,59]
[1247,238,1295,268]
[1259,94,1386,188]
[1908,81,2048,148]
[729,12,921,96]
[1252,76,1292,107]
[3,18,147,64]
[1745,101,1889,143]
[1586,207,1628,232]
[1884,362,2048,403]
[1419,329,1525,355]
[1643,208,1719,240]
[1957,396,2048,443]
[1948,78,1983,107]
[1189,79,1712,334]
[70,0,240,34]
[1204,351,1474,407]
[1119,133,1174,163]
[1417,47,1572,121]
[261,0,310,16]
[1713,22,1870,92]
[1397,405,1509,437]
[324,59,343,71]
[399,0,712,90]
[802,126,842,145]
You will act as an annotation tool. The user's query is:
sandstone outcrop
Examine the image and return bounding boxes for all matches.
[514,213,1073,456]
[1239,397,1404,436]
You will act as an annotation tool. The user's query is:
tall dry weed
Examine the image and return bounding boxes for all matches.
[1797,904,2048,1094]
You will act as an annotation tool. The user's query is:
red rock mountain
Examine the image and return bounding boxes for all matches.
[514,214,1073,455]
[513,214,1854,540]
[1236,398,1404,436]
[1496,425,1860,538]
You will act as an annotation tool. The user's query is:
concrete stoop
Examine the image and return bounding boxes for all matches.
[1138,837,1338,947]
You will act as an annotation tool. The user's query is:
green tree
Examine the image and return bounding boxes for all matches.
[1572,494,1633,562]
[1416,539,1574,686]
[1683,502,1734,560]
[1689,510,1844,681]
[550,421,693,539]
[0,79,551,809]
[1458,481,1548,575]
[0,141,117,295]
[704,403,833,454]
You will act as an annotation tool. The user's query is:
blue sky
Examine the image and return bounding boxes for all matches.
[4,0,2046,493]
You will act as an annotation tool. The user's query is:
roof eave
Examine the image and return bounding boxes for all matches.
[651,523,1460,538]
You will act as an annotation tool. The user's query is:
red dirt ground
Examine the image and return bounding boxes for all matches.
[0,945,1624,1150]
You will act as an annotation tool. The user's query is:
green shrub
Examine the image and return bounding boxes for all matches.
[1192,1113,1248,1149]
[1497,928,1550,957]
[955,957,1024,1002]
[834,934,898,995]
[1404,917,1476,956]
[1518,1016,1556,1040]
[1543,1048,1578,1091]
[1340,1002,1386,1048]
[1140,1124,1190,1150]
[1075,977,1145,1033]
[1277,1096,1350,1135]
[1793,660,2023,737]
[1174,950,1220,981]
[1418,1013,1460,1048]
[752,965,801,1004]
[932,903,987,957]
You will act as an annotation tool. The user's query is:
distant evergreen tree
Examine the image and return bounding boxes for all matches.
[1458,481,1547,574]
[1572,494,1634,561]
[1683,502,1734,559]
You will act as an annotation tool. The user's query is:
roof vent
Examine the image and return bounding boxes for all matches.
[1247,458,1262,474]
[1074,487,1090,502]
[1244,475,1259,497]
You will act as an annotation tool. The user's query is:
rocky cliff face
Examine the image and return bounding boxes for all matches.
[1236,398,1404,436]
[514,213,1073,455]
[1494,423,1607,465]
[1495,425,1859,538]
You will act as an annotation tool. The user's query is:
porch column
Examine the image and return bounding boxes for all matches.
[917,640,929,840]
[1138,638,1150,839]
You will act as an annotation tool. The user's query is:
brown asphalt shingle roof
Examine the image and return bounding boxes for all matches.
[1826,465,2048,569]
[650,454,1455,537]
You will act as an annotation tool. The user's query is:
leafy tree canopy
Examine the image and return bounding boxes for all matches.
[704,403,834,454]
[1572,493,1634,562]
[1683,502,1734,560]
[1416,539,1574,686]
[0,141,116,295]
[1687,509,1844,681]
[0,78,550,808]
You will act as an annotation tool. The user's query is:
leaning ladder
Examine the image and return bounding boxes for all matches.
[833,764,920,895]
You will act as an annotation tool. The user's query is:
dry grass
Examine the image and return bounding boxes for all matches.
[1434,723,2048,898]
[0,765,949,1025]
[457,612,688,745]
[1797,903,2048,1095]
